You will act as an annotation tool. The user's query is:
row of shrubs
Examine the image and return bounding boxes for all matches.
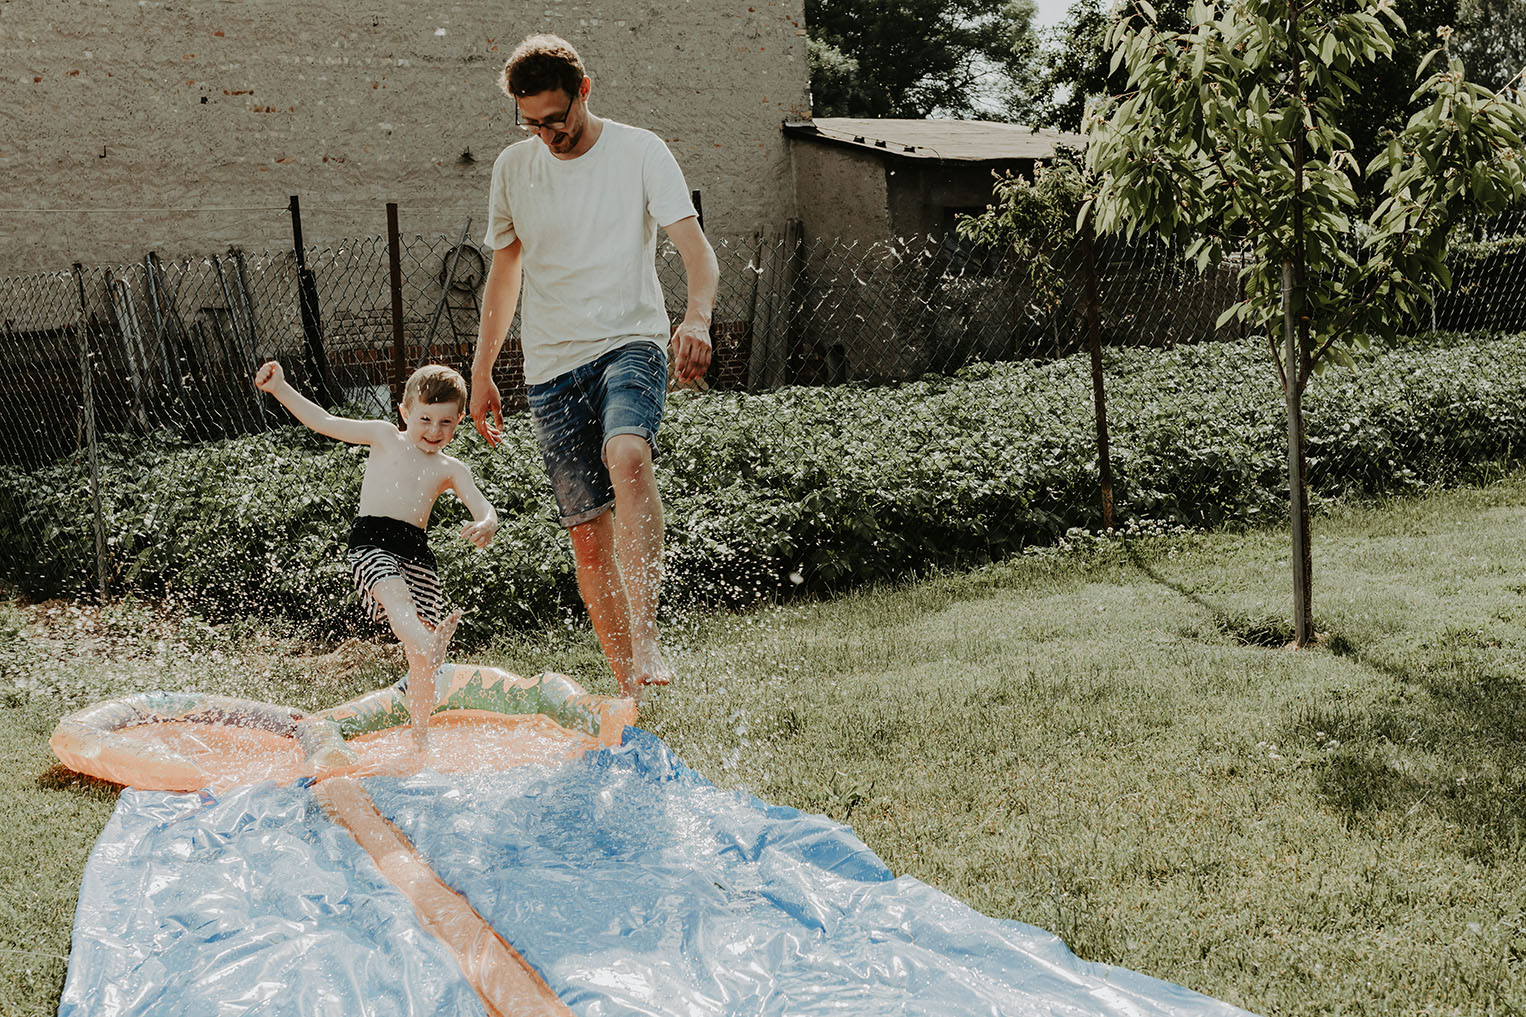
[3,331,1524,645]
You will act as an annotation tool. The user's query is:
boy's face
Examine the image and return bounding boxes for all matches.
[398,398,463,454]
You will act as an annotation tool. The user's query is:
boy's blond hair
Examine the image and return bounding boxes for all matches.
[402,364,468,413]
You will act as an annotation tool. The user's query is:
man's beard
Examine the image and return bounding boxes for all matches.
[547,120,582,153]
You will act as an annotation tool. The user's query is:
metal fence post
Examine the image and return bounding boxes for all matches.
[289,194,336,406]
[386,202,407,404]
[101,267,150,432]
[71,263,110,600]
[212,253,263,429]
[230,248,269,425]
[143,251,175,388]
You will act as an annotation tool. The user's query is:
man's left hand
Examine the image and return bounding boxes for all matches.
[670,316,713,385]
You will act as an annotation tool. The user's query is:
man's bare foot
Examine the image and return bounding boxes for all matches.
[631,640,673,688]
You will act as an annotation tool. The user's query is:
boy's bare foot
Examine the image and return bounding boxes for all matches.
[296,716,358,770]
[424,609,463,675]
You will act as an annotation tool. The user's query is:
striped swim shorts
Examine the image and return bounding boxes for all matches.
[346,515,446,627]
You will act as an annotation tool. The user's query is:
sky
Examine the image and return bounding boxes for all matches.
[1032,0,1078,31]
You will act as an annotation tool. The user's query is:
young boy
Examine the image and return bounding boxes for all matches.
[254,361,497,746]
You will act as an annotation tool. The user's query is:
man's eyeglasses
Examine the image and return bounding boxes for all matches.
[515,92,578,134]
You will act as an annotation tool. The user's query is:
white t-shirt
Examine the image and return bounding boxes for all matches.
[483,120,698,385]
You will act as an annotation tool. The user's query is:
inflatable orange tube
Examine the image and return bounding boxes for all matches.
[314,777,575,1017]
[49,692,307,792]
[50,669,636,792]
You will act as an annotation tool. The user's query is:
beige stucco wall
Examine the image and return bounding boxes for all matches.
[787,140,891,246]
[0,0,810,275]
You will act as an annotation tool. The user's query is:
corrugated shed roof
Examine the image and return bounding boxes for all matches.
[785,117,1086,162]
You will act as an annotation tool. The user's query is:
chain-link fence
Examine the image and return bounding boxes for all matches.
[4,207,1526,615]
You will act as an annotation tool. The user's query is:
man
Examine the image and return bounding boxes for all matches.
[470,34,718,698]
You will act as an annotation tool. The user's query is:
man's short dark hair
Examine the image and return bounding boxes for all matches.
[501,34,585,98]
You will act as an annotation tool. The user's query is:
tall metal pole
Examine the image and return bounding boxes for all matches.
[72,263,110,601]
[289,195,335,405]
[387,202,407,405]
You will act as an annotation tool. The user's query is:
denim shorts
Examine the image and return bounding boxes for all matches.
[526,340,668,527]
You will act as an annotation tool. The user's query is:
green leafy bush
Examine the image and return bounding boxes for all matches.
[5,330,1526,644]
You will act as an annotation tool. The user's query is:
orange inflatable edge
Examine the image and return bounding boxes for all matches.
[49,670,637,791]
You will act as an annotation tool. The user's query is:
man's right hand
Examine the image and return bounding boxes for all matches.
[471,376,504,447]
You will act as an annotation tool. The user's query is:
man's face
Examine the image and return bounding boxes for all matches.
[516,85,585,155]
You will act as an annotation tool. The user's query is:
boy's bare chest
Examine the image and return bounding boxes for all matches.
[366,441,452,496]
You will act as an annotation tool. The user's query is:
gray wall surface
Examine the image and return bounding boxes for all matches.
[789,142,891,246]
[0,0,811,274]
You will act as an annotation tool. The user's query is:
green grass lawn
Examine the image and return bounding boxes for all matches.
[5,477,1526,1016]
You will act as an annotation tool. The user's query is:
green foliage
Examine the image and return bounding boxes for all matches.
[956,148,1089,314]
[7,331,1526,642]
[805,0,1041,118]
[1028,0,1465,179]
[804,37,878,119]
[1019,0,1196,130]
[1456,0,1526,90]
[1086,0,1526,369]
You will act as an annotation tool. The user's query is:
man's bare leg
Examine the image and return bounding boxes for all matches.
[605,434,671,688]
[567,514,637,696]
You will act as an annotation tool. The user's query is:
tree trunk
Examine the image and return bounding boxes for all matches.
[1282,261,1314,646]
[1284,8,1314,648]
[1080,221,1115,531]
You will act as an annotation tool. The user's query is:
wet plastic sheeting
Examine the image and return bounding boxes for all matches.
[59,783,489,1017]
[363,729,1258,1017]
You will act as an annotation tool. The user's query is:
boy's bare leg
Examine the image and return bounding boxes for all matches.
[567,515,637,696]
[412,608,462,750]
[422,607,461,674]
[371,581,447,750]
[606,435,672,688]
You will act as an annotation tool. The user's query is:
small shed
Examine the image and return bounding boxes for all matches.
[784,117,1086,244]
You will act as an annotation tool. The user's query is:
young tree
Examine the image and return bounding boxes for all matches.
[1085,0,1526,646]
[1030,0,1464,194]
[957,151,1118,528]
[958,150,1090,319]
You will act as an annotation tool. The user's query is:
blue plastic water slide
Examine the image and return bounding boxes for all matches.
[59,729,1260,1016]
